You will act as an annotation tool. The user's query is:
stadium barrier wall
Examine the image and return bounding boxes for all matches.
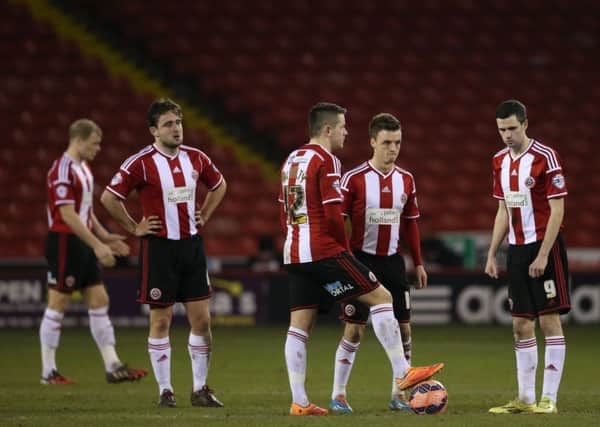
[0,267,599,327]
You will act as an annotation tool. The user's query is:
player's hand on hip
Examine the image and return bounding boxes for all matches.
[485,257,498,279]
[528,255,548,278]
[94,243,116,267]
[415,265,428,289]
[134,216,162,237]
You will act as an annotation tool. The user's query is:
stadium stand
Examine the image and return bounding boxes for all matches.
[2,0,599,260]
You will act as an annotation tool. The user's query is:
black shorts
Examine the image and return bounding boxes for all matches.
[341,251,411,324]
[138,234,212,306]
[284,251,380,312]
[45,232,102,293]
[507,235,571,317]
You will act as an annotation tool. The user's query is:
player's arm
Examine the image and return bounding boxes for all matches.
[196,179,227,226]
[485,200,509,279]
[344,216,352,241]
[91,213,130,256]
[59,204,115,267]
[100,190,161,237]
[528,197,564,278]
[401,218,427,288]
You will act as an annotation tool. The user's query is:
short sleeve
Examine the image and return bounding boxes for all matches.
[402,177,420,219]
[492,158,504,200]
[545,152,568,199]
[199,155,224,191]
[106,158,145,200]
[320,158,343,205]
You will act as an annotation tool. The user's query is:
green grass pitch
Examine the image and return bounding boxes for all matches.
[2,324,599,426]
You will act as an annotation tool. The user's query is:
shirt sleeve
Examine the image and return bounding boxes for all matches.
[106,158,145,200]
[545,151,568,199]
[320,158,343,205]
[401,176,420,219]
[199,154,224,191]
[492,158,504,200]
[50,169,75,206]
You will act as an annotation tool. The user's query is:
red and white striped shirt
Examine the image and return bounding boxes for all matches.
[47,153,94,233]
[492,139,568,245]
[278,143,345,264]
[106,143,223,240]
[341,161,419,255]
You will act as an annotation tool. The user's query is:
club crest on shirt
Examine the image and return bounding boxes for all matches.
[400,193,408,204]
[524,176,536,189]
[110,172,123,186]
[150,288,162,300]
[552,174,565,189]
[192,170,199,181]
[55,185,68,198]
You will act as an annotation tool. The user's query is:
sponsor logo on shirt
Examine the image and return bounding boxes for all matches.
[366,208,401,225]
[552,174,565,189]
[324,280,354,297]
[166,186,194,204]
[504,191,530,208]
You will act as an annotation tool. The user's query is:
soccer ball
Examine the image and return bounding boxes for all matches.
[408,380,448,415]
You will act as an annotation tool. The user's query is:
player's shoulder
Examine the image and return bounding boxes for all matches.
[493,146,510,159]
[180,144,209,158]
[394,165,414,179]
[530,139,562,171]
[120,144,155,172]
[341,161,369,185]
[48,153,73,183]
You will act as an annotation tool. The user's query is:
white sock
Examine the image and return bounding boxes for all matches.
[370,304,409,380]
[542,336,566,403]
[285,326,309,406]
[331,338,359,399]
[515,337,537,405]
[89,306,121,372]
[40,308,64,377]
[403,338,412,366]
[188,333,211,392]
[148,336,172,394]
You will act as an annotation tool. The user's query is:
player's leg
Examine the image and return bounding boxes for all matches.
[40,288,72,384]
[148,305,175,405]
[330,253,442,391]
[41,232,76,384]
[185,298,223,407]
[490,244,537,414]
[84,284,148,383]
[180,235,223,407]
[330,312,365,413]
[536,314,564,414]
[288,307,328,415]
[533,236,569,414]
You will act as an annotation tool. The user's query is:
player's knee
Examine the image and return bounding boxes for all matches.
[375,285,393,304]
[512,317,535,340]
[151,315,172,335]
[47,289,70,312]
[344,323,364,343]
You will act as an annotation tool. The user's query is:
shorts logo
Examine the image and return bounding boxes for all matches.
[324,281,354,297]
[150,288,162,300]
[552,174,565,189]
[47,271,57,285]
[344,304,356,317]
[507,297,514,311]
[524,176,536,188]
[368,271,378,283]
[56,185,68,198]
[110,172,123,186]
[65,276,75,288]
